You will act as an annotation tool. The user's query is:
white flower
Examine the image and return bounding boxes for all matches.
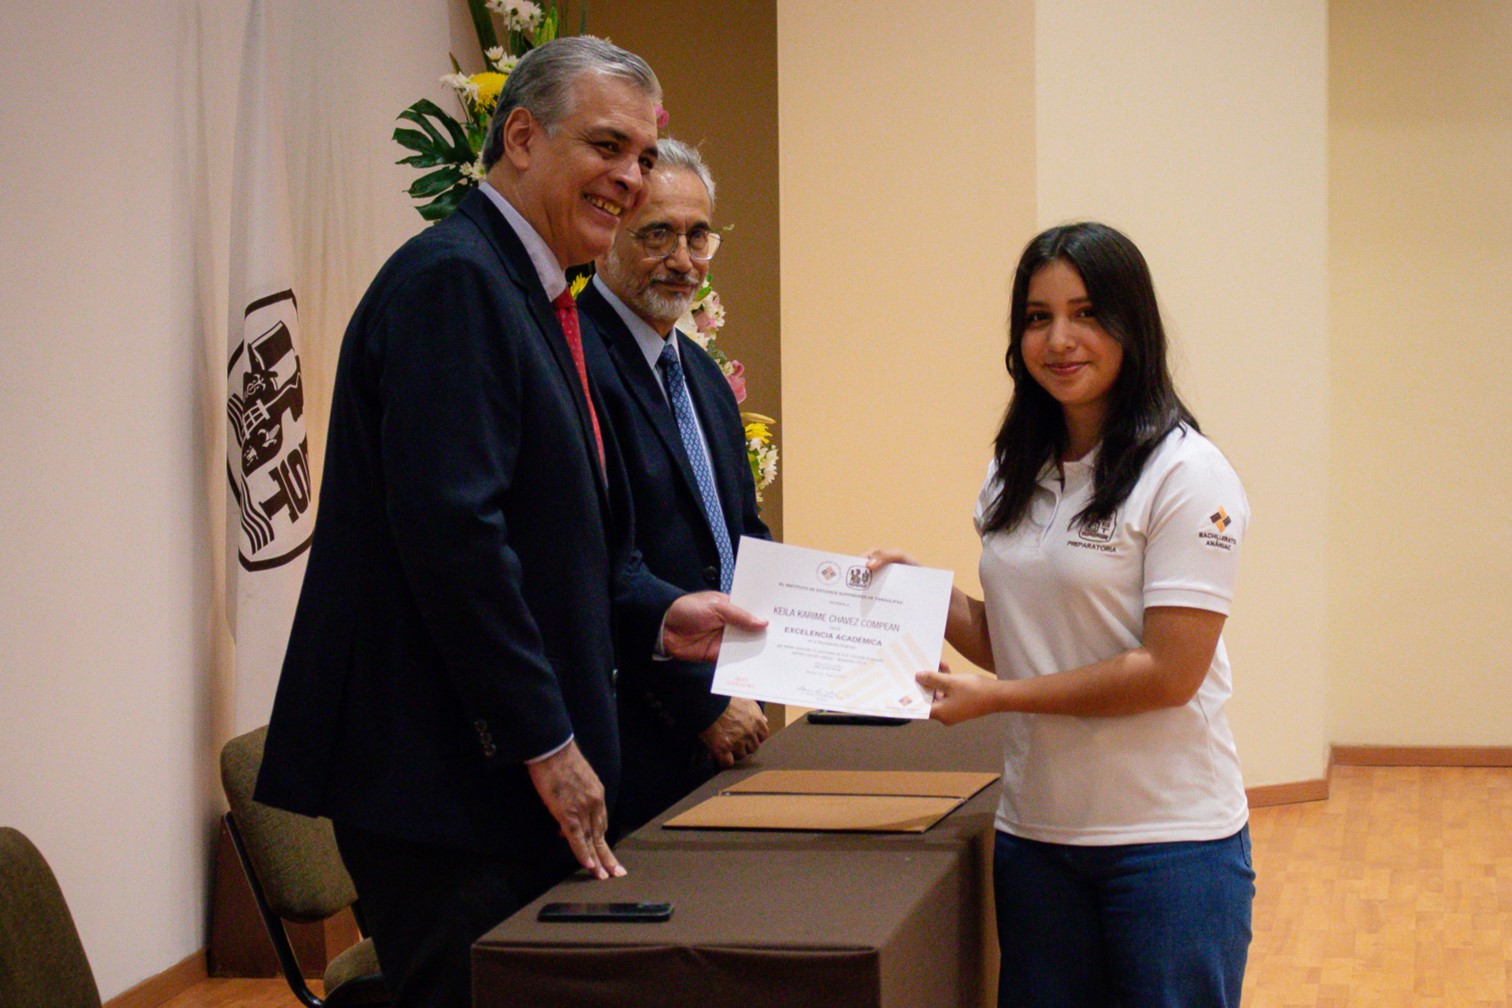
[678,310,709,347]
[462,157,487,182]
[758,444,779,488]
[487,0,544,30]
[440,72,472,92]
[692,290,725,332]
[484,46,506,67]
[495,53,519,74]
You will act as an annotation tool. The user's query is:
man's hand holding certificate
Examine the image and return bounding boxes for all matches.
[713,538,953,718]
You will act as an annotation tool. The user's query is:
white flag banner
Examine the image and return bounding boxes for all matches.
[225,0,313,733]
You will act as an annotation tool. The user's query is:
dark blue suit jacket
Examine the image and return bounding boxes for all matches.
[578,280,770,834]
[255,190,681,860]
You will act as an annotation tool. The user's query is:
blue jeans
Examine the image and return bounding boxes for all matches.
[993,826,1254,1008]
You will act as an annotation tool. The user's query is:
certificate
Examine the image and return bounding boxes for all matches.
[713,537,953,718]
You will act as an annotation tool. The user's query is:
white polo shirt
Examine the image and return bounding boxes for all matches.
[975,424,1249,845]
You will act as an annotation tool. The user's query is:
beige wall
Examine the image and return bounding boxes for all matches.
[777,0,1037,635]
[1,6,210,994]
[1328,3,1512,745]
[1035,1,1332,786]
[0,1,444,997]
[778,2,1334,786]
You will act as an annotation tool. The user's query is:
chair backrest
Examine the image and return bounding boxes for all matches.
[220,726,356,923]
[0,827,103,1008]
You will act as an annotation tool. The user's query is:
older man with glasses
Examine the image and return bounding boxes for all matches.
[580,138,773,837]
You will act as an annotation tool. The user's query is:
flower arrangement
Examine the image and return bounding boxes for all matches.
[393,3,778,501]
[393,0,576,221]
[677,279,779,501]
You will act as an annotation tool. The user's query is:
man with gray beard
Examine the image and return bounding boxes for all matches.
[579,138,771,835]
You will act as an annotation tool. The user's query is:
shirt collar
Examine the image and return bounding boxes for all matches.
[591,273,680,376]
[1037,444,1101,485]
[478,181,567,301]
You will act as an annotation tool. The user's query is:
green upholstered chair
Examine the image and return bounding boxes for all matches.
[220,726,388,1007]
[0,827,103,1008]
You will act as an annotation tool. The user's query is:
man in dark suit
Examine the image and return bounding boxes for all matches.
[578,139,772,837]
[253,40,762,1008]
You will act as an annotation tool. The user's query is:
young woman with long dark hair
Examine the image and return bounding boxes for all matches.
[870,222,1254,1007]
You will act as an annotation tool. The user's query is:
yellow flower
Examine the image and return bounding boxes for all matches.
[568,273,591,298]
[744,421,772,443]
[470,72,507,113]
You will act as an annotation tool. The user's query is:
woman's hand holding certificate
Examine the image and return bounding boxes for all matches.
[712,538,953,718]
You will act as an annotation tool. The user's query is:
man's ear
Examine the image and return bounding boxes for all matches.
[502,107,537,171]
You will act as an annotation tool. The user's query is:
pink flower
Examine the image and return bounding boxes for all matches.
[725,359,747,404]
[655,105,670,131]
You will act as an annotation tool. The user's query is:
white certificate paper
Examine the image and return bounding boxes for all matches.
[713,537,953,718]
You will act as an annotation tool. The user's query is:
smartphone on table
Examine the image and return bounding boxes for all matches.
[537,901,673,923]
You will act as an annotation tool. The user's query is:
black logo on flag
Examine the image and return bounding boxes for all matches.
[227,290,314,570]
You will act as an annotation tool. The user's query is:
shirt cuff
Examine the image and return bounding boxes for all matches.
[652,609,672,661]
[1143,587,1232,615]
[525,734,574,764]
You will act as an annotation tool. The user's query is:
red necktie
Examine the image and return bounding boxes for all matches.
[552,289,606,473]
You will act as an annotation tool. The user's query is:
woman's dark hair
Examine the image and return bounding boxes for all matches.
[981,222,1198,535]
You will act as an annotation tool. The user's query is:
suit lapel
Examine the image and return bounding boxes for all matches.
[581,287,705,504]
[457,192,609,499]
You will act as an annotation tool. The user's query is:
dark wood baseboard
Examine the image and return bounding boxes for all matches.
[1244,744,1512,808]
[103,949,206,1008]
[1246,778,1329,807]
[1331,744,1512,767]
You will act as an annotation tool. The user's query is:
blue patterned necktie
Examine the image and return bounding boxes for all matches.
[658,342,735,592]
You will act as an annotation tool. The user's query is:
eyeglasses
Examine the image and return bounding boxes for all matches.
[630,225,723,261]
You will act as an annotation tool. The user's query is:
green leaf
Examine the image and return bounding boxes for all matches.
[408,166,465,198]
[403,97,451,120]
[411,110,452,150]
[538,7,559,44]
[418,186,468,222]
[434,109,472,152]
[397,101,472,160]
[396,151,448,168]
[466,0,499,58]
[404,100,470,152]
[393,127,442,155]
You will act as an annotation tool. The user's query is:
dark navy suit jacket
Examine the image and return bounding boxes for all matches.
[255,190,680,861]
[578,279,770,834]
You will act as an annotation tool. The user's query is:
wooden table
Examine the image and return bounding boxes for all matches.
[473,713,1006,1008]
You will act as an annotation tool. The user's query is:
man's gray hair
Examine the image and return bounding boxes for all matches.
[481,36,660,171]
[653,137,716,208]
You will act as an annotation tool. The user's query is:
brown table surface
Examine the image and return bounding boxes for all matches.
[473,713,1006,1008]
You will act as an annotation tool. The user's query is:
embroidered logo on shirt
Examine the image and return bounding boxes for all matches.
[1068,512,1119,553]
[1079,515,1117,543]
[1200,506,1239,551]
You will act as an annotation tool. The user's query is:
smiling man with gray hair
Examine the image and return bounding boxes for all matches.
[255,41,765,1008]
